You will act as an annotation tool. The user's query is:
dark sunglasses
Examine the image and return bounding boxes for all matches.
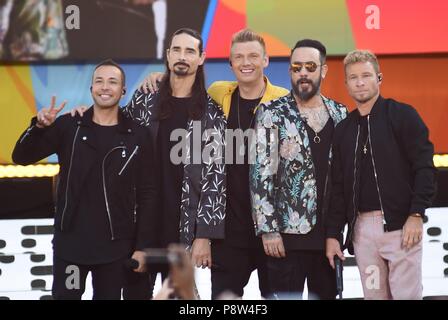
[290,62,321,73]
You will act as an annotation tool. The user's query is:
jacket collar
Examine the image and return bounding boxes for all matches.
[260,76,279,104]
[369,95,384,116]
[354,95,384,119]
[74,106,135,134]
[222,76,280,115]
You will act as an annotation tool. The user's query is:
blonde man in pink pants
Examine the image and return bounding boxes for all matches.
[325,50,436,300]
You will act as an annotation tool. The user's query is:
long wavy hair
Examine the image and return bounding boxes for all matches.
[157,28,207,121]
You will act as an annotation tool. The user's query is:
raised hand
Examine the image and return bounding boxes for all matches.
[36,96,66,128]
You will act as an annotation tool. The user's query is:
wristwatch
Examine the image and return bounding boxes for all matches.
[410,213,423,218]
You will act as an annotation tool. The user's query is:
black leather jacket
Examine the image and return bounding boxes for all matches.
[12,107,158,250]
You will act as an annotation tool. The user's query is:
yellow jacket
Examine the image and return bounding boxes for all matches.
[207,76,289,118]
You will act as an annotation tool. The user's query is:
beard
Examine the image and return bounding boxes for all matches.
[291,75,322,101]
[172,62,191,76]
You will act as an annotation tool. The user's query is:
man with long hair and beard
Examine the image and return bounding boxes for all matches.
[122,28,226,299]
[250,39,347,299]
[141,29,289,299]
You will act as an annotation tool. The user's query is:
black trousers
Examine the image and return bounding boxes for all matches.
[122,271,156,300]
[123,264,170,300]
[52,255,127,300]
[211,240,270,299]
[267,250,337,300]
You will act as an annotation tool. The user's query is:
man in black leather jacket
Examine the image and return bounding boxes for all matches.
[12,59,158,299]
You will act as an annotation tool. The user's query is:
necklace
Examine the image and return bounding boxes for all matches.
[312,130,321,144]
[297,100,329,144]
[236,84,266,156]
[236,84,266,130]
[360,116,370,154]
[362,133,369,154]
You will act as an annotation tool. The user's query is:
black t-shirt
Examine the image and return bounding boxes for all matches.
[157,97,190,247]
[282,117,334,251]
[358,115,381,213]
[225,89,261,248]
[54,123,133,265]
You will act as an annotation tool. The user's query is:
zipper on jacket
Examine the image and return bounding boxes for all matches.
[133,186,137,224]
[118,146,139,176]
[367,115,387,231]
[19,125,35,144]
[61,126,80,231]
[348,125,360,243]
[102,146,127,240]
[321,144,332,220]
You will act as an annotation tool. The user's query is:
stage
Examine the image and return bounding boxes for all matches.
[0,208,447,300]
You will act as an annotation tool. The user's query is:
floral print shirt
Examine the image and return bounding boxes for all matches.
[250,92,347,236]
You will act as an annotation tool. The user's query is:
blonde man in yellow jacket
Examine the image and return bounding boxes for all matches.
[207,76,287,118]
[141,28,287,299]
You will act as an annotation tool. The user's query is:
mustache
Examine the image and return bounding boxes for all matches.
[174,62,190,68]
[296,78,312,86]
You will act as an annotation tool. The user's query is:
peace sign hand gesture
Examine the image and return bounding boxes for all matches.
[36,96,67,128]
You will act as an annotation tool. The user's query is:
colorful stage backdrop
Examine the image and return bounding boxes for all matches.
[1,0,447,163]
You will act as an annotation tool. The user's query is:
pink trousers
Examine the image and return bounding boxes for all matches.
[353,210,423,300]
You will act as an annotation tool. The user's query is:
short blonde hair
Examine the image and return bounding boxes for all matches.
[343,49,380,74]
[231,28,266,55]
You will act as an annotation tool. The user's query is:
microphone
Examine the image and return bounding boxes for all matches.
[124,258,139,270]
[334,256,344,299]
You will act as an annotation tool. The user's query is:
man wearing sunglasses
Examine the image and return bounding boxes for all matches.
[250,39,347,299]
